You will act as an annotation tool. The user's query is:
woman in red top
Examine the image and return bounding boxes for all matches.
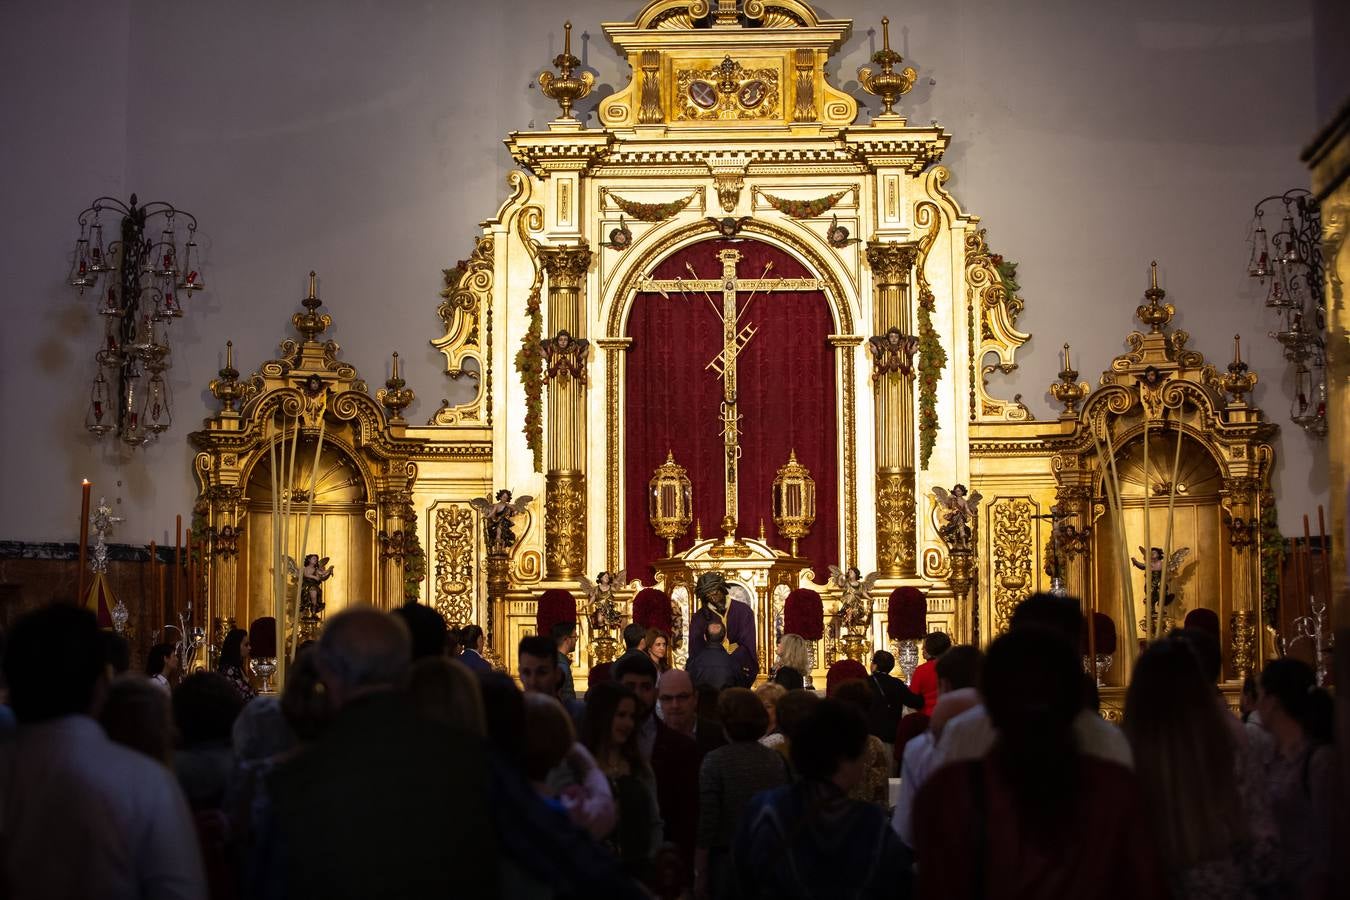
[908,631,951,716]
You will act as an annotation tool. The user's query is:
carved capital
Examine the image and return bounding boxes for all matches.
[865,241,917,287]
[541,245,593,290]
[876,468,916,577]
[545,471,586,579]
[638,50,663,125]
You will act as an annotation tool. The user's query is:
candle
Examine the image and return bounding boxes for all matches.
[175,515,183,613]
[392,351,400,380]
[77,480,91,604]
[563,21,572,56]
[1149,260,1159,291]
[225,340,233,370]
[1233,334,1242,366]
[882,16,891,49]
[1062,343,1072,371]
[307,270,317,299]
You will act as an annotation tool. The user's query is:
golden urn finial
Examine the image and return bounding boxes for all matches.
[1214,334,1258,405]
[209,340,247,414]
[538,22,595,122]
[857,17,917,117]
[1135,260,1175,333]
[292,270,333,343]
[1049,342,1090,418]
[376,351,415,423]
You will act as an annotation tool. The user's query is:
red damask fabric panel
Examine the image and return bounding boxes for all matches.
[624,238,839,581]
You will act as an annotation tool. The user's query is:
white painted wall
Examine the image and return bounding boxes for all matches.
[0,0,1328,545]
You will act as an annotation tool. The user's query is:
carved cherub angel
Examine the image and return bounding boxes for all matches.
[579,569,627,634]
[541,329,589,385]
[933,484,983,552]
[470,489,533,553]
[869,327,919,379]
[829,565,879,635]
[1132,546,1192,609]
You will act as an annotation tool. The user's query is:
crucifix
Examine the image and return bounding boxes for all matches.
[639,248,824,534]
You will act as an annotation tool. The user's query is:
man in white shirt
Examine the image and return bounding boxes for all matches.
[0,604,206,900]
[925,594,1133,778]
[146,641,179,691]
[891,646,982,846]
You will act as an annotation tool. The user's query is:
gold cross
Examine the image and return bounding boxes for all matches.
[639,248,823,531]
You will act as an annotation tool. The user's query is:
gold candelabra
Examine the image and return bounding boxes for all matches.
[771,449,816,557]
[1135,261,1175,333]
[649,451,693,557]
[537,22,595,122]
[857,18,917,117]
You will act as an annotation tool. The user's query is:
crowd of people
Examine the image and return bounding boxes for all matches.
[0,591,1337,899]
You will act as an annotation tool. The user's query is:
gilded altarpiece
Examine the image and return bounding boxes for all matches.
[191,3,1285,694]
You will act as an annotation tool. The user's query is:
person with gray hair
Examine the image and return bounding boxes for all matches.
[265,606,497,898]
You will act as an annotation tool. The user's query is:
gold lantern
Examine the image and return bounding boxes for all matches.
[772,449,816,557]
[649,450,693,558]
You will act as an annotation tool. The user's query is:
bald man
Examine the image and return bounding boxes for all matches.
[268,607,498,898]
[658,669,726,760]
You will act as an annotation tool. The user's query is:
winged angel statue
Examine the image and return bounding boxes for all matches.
[933,484,983,552]
[1131,546,1192,610]
[829,565,879,636]
[469,490,533,553]
[578,569,627,634]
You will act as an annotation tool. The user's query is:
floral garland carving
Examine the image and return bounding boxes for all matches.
[759,189,850,219]
[915,202,946,469]
[608,191,696,222]
[402,514,425,603]
[988,251,1024,326]
[512,209,546,470]
[1258,489,1282,629]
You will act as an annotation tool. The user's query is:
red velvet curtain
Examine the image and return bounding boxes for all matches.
[624,238,839,580]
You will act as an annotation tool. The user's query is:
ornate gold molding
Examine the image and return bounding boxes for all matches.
[829,334,863,567]
[865,242,916,287]
[989,497,1035,636]
[1230,609,1256,680]
[434,504,477,627]
[545,471,586,578]
[966,228,1032,422]
[876,468,916,576]
[638,50,663,124]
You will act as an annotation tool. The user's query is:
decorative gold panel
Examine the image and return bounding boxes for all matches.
[434,504,477,627]
[989,497,1035,635]
[674,59,781,122]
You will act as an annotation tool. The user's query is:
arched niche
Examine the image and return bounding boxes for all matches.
[239,436,375,629]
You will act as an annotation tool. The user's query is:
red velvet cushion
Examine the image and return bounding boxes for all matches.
[248,617,277,658]
[784,588,824,640]
[888,587,927,640]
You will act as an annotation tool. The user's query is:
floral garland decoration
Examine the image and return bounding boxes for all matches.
[513,213,546,470]
[914,202,945,469]
[609,191,697,223]
[760,189,850,219]
[988,251,1023,319]
[402,516,426,604]
[1258,490,1282,629]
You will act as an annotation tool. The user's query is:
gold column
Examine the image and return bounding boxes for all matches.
[540,245,593,579]
[1223,476,1260,679]
[376,487,414,609]
[599,337,633,573]
[866,242,918,576]
[829,335,863,567]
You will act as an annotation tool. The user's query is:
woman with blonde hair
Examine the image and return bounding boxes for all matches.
[643,627,671,673]
[773,633,809,691]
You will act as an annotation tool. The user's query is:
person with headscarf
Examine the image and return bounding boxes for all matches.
[687,572,757,685]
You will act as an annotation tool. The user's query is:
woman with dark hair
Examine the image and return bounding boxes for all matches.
[914,627,1166,899]
[733,699,907,899]
[1124,637,1277,899]
[216,628,256,702]
[695,687,789,898]
[1257,658,1333,899]
[643,628,671,673]
[146,642,178,691]
[583,681,661,879]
